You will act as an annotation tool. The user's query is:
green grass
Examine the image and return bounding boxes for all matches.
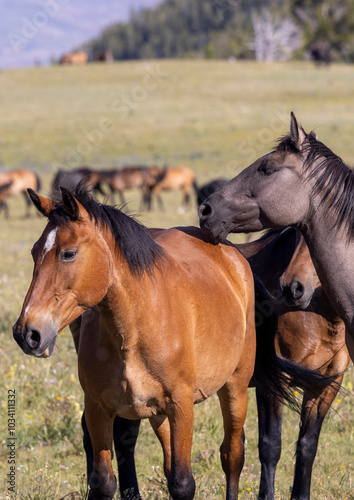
[1,60,354,499]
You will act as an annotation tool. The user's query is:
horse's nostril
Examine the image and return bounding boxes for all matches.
[290,280,304,300]
[199,202,212,218]
[26,329,41,349]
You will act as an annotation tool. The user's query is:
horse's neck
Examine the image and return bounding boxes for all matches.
[304,210,354,333]
[97,265,152,349]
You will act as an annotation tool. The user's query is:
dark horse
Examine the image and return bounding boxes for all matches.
[238,228,349,500]
[13,188,330,500]
[51,167,104,198]
[199,112,354,364]
[195,178,228,207]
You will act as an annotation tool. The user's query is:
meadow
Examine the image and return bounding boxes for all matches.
[0,59,354,499]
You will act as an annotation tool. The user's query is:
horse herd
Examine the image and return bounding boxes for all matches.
[9,113,354,499]
[0,164,206,219]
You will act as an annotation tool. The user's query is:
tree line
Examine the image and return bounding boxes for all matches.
[83,0,354,63]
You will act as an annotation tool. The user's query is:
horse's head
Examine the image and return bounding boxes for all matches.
[13,188,113,358]
[199,113,315,240]
[278,233,320,309]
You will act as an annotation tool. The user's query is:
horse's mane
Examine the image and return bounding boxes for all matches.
[276,134,354,238]
[49,187,165,277]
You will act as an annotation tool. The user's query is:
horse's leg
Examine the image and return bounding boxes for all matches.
[217,377,249,500]
[113,417,141,499]
[182,187,190,206]
[85,395,116,500]
[150,414,172,479]
[81,410,96,500]
[2,200,9,219]
[256,386,284,500]
[291,376,343,500]
[165,392,195,500]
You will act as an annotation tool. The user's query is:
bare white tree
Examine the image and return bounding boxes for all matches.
[250,9,302,62]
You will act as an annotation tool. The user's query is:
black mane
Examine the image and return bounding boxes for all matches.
[49,188,165,277]
[276,134,354,238]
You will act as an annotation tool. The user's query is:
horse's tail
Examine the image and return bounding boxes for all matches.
[252,276,340,412]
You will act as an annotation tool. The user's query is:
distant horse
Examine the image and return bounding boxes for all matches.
[309,41,331,66]
[195,178,228,206]
[199,112,354,363]
[93,50,113,62]
[238,228,350,500]
[13,187,328,500]
[51,168,104,198]
[0,169,40,218]
[152,166,196,211]
[96,166,165,210]
[59,51,88,65]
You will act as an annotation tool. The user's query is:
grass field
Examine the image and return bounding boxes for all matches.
[1,60,354,499]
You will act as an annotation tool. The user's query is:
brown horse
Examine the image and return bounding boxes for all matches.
[0,169,40,218]
[12,187,257,500]
[152,166,196,211]
[59,51,88,65]
[13,188,329,500]
[238,228,350,500]
[95,166,164,209]
[199,112,354,363]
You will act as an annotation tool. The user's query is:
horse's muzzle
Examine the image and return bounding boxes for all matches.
[13,321,57,358]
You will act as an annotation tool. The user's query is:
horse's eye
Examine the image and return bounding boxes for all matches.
[257,164,273,176]
[61,250,77,262]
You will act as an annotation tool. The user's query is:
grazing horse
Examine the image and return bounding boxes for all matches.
[51,168,104,198]
[13,188,329,500]
[152,166,196,211]
[238,228,350,500]
[0,169,40,218]
[95,166,165,209]
[199,112,354,363]
[59,51,88,65]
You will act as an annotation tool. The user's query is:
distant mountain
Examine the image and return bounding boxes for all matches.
[0,0,161,69]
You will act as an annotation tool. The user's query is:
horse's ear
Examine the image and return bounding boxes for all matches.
[60,187,87,220]
[308,130,318,140]
[290,112,307,149]
[28,189,56,217]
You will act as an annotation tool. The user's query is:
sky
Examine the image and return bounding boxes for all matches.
[0,0,161,69]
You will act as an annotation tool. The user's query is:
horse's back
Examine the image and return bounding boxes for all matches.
[160,166,195,189]
[0,169,38,195]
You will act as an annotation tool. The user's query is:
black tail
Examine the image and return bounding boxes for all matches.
[252,276,341,412]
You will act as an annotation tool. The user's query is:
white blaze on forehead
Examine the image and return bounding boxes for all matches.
[42,228,58,262]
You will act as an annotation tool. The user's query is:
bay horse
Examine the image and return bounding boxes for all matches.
[199,112,354,363]
[238,228,350,500]
[152,166,196,211]
[0,169,41,218]
[95,166,165,209]
[13,188,329,500]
